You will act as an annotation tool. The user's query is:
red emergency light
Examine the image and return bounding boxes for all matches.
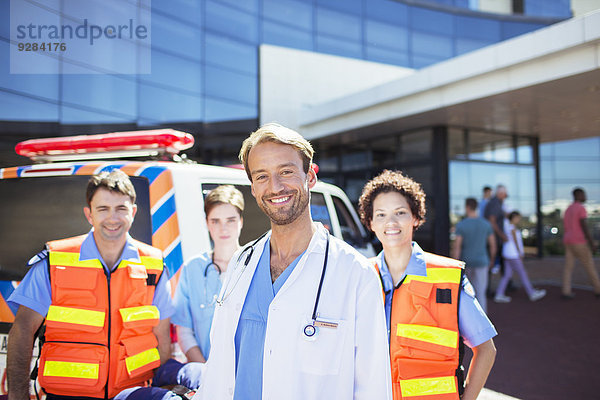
[15,129,194,161]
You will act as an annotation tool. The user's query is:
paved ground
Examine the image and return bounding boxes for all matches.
[473,256,600,400]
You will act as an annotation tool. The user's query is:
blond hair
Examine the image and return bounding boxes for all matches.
[204,185,244,217]
[239,123,314,181]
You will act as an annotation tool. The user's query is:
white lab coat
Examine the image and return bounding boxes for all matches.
[192,224,392,400]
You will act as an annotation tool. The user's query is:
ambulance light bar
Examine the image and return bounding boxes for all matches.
[15,129,194,161]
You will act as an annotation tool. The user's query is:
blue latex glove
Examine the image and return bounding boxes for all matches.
[152,358,205,389]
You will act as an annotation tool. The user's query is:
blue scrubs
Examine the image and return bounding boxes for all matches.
[171,252,222,358]
[8,231,174,320]
[377,242,497,348]
[233,240,305,400]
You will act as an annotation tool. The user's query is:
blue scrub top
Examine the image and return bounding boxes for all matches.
[8,231,174,320]
[377,242,497,348]
[171,252,222,358]
[233,240,305,400]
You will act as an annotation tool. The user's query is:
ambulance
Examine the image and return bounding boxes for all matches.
[0,129,374,394]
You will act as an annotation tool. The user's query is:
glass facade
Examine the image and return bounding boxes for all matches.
[1,0,560,146]
[540,137,600,255]
[448,128,538,253]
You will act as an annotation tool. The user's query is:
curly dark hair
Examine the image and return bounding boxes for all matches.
[358,170,426,231]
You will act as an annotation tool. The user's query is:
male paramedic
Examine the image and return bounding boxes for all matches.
[192,123,392,400]
[7,170,174,400]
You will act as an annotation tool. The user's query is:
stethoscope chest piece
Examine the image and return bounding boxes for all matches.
[303,323,318,341]
[303,324,316,337]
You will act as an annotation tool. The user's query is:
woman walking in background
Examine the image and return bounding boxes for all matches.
[494,211,546,303]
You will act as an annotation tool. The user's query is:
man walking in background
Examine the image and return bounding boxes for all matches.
[453,197,496,311]
[479,186,492,217]
[562,187,600,299]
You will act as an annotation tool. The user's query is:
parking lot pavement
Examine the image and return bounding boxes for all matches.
[477,256,600,400]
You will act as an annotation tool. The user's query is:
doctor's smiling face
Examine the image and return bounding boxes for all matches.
[248,141,316,226]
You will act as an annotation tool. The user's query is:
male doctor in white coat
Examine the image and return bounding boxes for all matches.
[192,123,392,400]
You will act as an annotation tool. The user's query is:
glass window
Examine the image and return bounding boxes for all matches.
[366,46,409,67]
[549,137,600,158]
[539,159,554,183]
[332,196,365,248]
[310,192,332,233]
[539,142,554,159]
[316,35,362,59]
[0,176,151,280]
[262,0,313,31]
[142,49,202,93]
[399,130,432,162]
[411,31,453,58]
[205,1,258,43]
[455,16,501,41]
[365,20,409,51]
[469,131,515,162]
[555,160,600,181]
[1,42,60,96]
[316,0,362,15]
[448,128,466,160]
[215,0,258,14]
[60,104,134,124]
[449,161,537,223]
[138,83,203,123]
[371,136,397,169]
[365,0,409,25]
[152,0,203,26]
[501,21,544,40]
[0,91,59,121]
[61,75,137,119]
[205,34,257,75]
[262,21,313,51]
[456,38,494,55]
[525,0,571,18]
[205,66,257,105]
[410,7,454,35]
[152,13,203,61]
[341,148,371,171]
[316,7,362,41]
[411,53,445,68]
[517,137,533,164]
[204,97,257,123]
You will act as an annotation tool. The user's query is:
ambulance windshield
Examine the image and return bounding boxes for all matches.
[0,175,152,280]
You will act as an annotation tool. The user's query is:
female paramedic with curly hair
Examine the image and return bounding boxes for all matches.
[358,170,497,400]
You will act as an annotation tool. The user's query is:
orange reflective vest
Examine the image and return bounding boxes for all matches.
[372,253,465,400]
[39,234,164,399]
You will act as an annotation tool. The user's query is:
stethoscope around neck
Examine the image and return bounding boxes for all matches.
[302,231,332,338]
[204,252,222,277]
[216,230,335,338]
[200,252,222,309]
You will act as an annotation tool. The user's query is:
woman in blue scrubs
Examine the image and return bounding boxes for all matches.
[172,185,244,362]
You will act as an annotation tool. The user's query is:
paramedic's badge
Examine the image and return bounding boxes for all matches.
[462,278,476,298]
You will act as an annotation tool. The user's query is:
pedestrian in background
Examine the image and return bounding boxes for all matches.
[484,184,509,296]
[452,197,496,311]
[494,211,546,303]
[562,187,600,299]
[479,186,492,217]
